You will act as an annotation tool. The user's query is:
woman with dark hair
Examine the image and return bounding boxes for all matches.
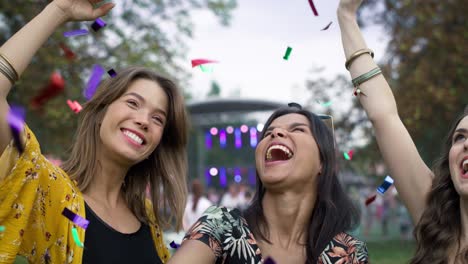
[168,105,368,263]
[337,0,468,262]
[0,0,189,263]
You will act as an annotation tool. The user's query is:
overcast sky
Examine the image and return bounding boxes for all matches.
[183,0,389,106]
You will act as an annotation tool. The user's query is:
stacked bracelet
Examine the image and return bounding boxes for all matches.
[0,53,19,85]
[351,67,382,97]
[345,48,374,70]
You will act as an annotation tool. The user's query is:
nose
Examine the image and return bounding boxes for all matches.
[134,112,149,131]
[271,127,286,138]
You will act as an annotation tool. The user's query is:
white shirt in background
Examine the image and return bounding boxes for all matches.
[183,196,213,231]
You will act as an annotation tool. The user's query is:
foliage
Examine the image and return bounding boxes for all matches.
[0,0,237,156]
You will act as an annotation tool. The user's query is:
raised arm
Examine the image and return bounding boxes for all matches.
[337,0,433,223]
[0,0,114,154]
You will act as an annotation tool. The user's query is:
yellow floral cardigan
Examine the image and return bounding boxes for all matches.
[0,126,170,263]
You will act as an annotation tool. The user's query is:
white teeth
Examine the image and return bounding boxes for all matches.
[463,160,468,173]
[266,145,293,160]
[123,130,143,145]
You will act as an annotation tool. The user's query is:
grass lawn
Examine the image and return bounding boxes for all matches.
[367,239,415,264]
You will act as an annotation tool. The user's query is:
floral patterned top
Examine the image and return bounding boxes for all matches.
[183,206,369,264]
[0,126,170,263]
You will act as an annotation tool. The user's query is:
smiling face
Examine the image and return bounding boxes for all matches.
[449,116,468,197]
[255,113,322,191]
[98,78,168,166]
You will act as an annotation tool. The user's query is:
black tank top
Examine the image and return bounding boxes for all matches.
[82,203,163,264]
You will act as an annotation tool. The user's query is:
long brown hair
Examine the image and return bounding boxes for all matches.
[61,66,189,230]
[411,107,468,263]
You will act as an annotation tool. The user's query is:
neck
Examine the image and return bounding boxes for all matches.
[261,189,316,249]
[83,154,130,209]
[460,198,468,245]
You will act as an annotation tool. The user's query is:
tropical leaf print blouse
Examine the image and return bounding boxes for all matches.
[183,206,369,264]
[0,126,170,263]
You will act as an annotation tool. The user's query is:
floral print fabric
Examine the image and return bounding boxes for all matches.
[0,126,169,263]
[183,206,368,264]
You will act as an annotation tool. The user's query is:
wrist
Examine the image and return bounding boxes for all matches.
[337,7,357,22]
[44,2,70,26]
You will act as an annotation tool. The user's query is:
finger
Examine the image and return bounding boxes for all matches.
[92,2,115,18]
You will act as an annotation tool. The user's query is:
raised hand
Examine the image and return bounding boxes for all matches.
[51,0,115,22]
[337,0,363,18]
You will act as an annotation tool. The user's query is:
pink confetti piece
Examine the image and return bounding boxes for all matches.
[191,59,218,68]
[308,0,319,16]
[63,29,89,37]
[67,100,82,114]
[62,207,89,229]
[321,21,332,31]
[84,64,105,100]
[365,194,377,206]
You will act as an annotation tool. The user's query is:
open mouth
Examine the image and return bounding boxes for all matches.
[462,159,468,175]
[265,144,294,162]
[121,129,145,145]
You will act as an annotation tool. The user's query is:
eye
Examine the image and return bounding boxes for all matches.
[263,131,272,138]
[292,127,305,132]
[453,133,466,143]
[127,100,138,108]
[152,116,164,125]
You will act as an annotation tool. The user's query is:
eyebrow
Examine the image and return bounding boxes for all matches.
[454,128,468,134]
[265,122,309,132]
[123,92,167,116]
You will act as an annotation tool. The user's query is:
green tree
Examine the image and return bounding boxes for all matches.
[0,0,237,157]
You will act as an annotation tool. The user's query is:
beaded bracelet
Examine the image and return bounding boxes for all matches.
[352,67,382,97]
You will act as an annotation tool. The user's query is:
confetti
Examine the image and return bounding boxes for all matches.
[321,21,333,31]
[307,0,319,16]
[107,68,117,78]
[377,175,394,195]
[7,106,25,154]
[365,194,377,206]
[30,72,65,109]
[84,64,105,100]
[71,226,84,247]
[283,46,292,60]
[264,257,276,264]
[343,150,353,160]
[91,18,107,32]
[63,29,89,37]
[59,43,76,60]
[191,59,218,68]
[0,226,5,232]
[199,64,214,73]
[169,241,180,249]
[66,100,83,114]
[316,100,333,107]
[62,207,89,230]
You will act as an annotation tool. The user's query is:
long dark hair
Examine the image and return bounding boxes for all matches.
[243,106,360,263]
[411,108,468,264]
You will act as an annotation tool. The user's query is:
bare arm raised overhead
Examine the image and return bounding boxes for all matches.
[0,0,114,154]
[337,0,433,223]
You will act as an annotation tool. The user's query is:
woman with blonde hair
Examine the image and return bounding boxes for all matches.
[338,0,468,262]
[0,0,189,263]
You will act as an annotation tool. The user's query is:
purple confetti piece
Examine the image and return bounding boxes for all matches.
[169,241,180,249]
[91,18,107,32]
[7,106,26,153]
[84,64,105,100]
[62,207,89,230]
[321,21,333,31]
[107,68,117,78]
[264,257,276,264]
[63,29,89,37]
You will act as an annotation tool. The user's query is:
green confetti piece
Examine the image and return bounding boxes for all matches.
[199,64,214,73]
[343,152,350,160]
[0,226,5,232]
[283,46,292,60]
[71,227,84,247]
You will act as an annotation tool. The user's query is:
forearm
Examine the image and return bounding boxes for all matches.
[0,3,68,97]
[337,9,398,121]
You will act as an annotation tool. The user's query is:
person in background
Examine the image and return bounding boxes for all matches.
[219,183,244,209]
[183,179,213,231]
